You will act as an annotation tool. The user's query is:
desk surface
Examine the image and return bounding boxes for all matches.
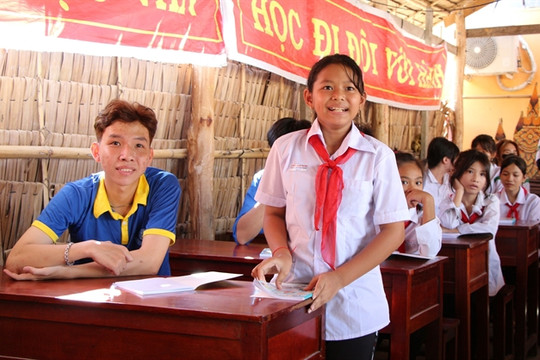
[171,239,447,360]
[0,270,324,360]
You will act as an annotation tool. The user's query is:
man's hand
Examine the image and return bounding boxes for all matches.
[87,241,134,275]
[3,266,67,280]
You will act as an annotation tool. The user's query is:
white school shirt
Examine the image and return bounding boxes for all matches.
[255,119,409,341]
[439,191,505,296]
[489,163,500,191]
[497,187,540,223]
[423,169,451,216]
[403,207,442,258]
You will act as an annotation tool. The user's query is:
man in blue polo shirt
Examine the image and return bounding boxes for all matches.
[4,99,181,280]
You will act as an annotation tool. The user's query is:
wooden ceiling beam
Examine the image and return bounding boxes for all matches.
[467,24,540,37]
[443,0,493,27]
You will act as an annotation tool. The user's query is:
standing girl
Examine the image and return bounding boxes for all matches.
[439,149,505,296]
[395,152,442,257]
[251,54,409,360]
[497,155,540,223]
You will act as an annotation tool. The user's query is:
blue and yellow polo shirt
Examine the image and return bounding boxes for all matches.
[33,167,181,276]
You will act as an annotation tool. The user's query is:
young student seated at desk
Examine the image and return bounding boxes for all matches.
[472,134,499,192]
[423,137,459,216]
[395,152,442,257]
[496,155,540,223]
[4,99,181,280]
[439,149,505,296]
[232,117,311,245]
[493,139,529,192]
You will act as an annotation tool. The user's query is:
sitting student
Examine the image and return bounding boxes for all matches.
[472,134,499,191]
[496,155,540,223]
[4,99,181,280]
[439,149,504,296]
[232,117,311,245]
[495,139,520,165]
[423,137,460,216]
[395,152,441,257]
[493,139,529,192]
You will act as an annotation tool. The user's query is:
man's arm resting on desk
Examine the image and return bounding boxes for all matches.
[4,227,169,280]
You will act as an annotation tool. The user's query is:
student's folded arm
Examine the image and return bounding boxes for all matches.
[5,226,64,274]
[117,234,170,276]
[33,234,168,279]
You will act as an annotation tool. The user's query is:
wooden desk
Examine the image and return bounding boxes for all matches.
[169,239,267,280]
[0,271,324,360]
[379,254,446,360]
[440,233,491,360]
[170,239,446,359]
[496,221,539,360]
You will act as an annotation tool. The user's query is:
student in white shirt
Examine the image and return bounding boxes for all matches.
[493,139,530,193]
[395,152,442,257]
[472,134,499,192]
[439,150,504,296]
[497,155,540,223]
[423,137,459,216]
[251,54,409,360]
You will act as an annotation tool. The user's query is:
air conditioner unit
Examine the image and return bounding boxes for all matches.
[465,36,519,76]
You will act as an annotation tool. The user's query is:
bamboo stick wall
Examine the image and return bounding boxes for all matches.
[0,48,448,254]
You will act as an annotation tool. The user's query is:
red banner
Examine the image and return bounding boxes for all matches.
[0,0,225,58]
[222,0,447,110]
[0,0,447,110]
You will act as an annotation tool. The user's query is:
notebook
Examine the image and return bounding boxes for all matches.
[252,279,313,301]
[112,271,242,296]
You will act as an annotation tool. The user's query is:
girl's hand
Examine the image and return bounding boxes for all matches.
[453,178,464,193]
[251,250,292,289]
[404,189,432,208]
[305,271,345,313]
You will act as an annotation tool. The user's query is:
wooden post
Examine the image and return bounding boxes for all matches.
[372,103,390,146]
[188,65,218,240]
[239,64,247,207]
[421,6,434,159]
[371,0,390,146]
[454,10,466,149]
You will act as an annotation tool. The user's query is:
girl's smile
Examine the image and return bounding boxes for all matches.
[304,63,365,134]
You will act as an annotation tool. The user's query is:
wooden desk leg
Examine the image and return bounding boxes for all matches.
[526,259,538,358]
[389,330,410,360]
[454,279,472,360]
[423,319,442,360]
[472,286,489,360]
[514,255,528,360]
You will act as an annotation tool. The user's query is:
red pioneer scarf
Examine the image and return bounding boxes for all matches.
[309,135,356,270]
